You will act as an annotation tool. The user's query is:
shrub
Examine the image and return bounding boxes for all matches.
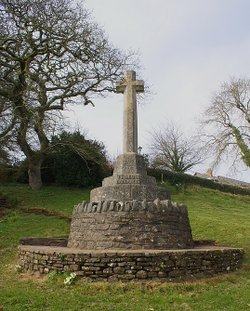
[148,168,250,196]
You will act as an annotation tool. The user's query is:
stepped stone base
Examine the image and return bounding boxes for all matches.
[18,245,244,281]
[91,185,170,202]
[90,153,170,202]
[17,151,245,280]
[67,200,193,250]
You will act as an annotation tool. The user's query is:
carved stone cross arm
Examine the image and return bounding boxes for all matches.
[116,71,144,93]
[116,71,144,153]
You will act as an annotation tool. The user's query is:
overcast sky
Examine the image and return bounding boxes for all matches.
[66,0,250,181]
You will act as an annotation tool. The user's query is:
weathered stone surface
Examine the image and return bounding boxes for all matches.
[89,71,170,202]
[136,270,148,279]
[90,153,170,202]
[91,184,170,202]
[18,245,244,281]
[67,200,193,250]
[116,70,144,154]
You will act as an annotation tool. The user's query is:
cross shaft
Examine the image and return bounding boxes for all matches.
[116,71,144,153]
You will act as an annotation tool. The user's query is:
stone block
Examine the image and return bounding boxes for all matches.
[69,264,79,271]
[147,271,158,278]
[44,268,49,274]
[136,270,148,279]
[158,271,168,278]
[103,268,113,274]
[118,274,136,280]
[113,266,125,274]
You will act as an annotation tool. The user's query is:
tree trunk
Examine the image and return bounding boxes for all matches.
[28,156,43,190]
[231,125,250,167]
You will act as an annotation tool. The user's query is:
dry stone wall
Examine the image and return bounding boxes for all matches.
[18,245,244,281]
[67,200,193,250]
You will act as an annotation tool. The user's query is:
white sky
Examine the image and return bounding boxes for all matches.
[66,0,250,181]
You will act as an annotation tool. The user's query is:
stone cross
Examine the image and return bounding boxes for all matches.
[116,71,144,153]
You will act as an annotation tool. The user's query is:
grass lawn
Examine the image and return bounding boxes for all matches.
[0,183,249,311]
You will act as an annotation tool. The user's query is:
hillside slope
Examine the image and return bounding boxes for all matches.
[0,183,249,310]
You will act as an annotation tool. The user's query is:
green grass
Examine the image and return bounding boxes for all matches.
[174,186,250,248]
[0,183,89,216]
[0,183,250,311]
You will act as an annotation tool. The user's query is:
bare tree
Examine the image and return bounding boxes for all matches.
[0,0,138,189]
[201,78,250,170]
[148,124,203,173]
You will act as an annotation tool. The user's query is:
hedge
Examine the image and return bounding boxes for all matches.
[147,168,250,196]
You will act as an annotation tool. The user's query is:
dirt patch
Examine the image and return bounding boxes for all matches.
[0,210,6,219]
[20,237,68,247]
[20,207,71,221]
[20,272,47,283]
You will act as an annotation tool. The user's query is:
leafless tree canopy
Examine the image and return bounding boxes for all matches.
[149,124,203,173]
[0,0,138,188]
[201,78,250,169]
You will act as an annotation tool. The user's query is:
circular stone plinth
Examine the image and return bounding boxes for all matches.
[67,200,193,250]
[18,245,244,281]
